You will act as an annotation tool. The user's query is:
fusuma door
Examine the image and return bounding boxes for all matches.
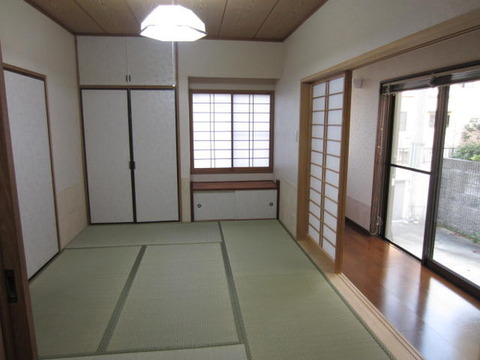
[131,89,178,222]
[82,89,133,223]
[82,89,179,224]
[4,69,58,277]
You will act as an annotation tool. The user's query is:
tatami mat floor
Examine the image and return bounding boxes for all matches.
[30,220,396,360]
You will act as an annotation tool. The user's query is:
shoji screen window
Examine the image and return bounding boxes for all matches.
[191,91,273,173]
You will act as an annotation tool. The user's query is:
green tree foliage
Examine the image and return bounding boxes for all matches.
[452,118,480,161]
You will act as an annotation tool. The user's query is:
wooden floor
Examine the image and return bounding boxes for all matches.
[342,223,480,360]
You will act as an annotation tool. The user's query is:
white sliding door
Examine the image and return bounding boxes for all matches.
[131,90,178,222]
[4,70,58,278]
[82,90,133,223]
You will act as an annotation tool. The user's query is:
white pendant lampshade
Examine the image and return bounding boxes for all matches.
[140,5,207,42]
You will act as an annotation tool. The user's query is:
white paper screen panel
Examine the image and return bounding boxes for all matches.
[82,90,133,223]
[191,92,272,169]
[308,75,346,261]
[131,90,178,222]
[4,70,58,278]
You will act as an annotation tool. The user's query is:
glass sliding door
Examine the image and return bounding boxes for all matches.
[379,66,480,297]
[433,80,480,288]
[385,88,438,258]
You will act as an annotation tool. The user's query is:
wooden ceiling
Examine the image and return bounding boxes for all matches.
[24,0,328,42]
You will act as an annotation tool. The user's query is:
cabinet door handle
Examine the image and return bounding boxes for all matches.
[269,202,274,207]
[128,75,132,82]
[197,204,202,208]
[125,75,128,83]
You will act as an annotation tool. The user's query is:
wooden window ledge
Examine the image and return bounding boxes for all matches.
[191,180,279,192]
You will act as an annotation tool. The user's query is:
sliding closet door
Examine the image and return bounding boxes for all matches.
[82,90,133,223]
[131,89,178,222]
[4,70,58,278]
[306,73,350,266]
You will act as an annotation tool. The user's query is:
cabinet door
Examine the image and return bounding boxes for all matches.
[193,191,235,221]
[127,37,175,86]
[131,90,179,222]
[82,90,133,223]
[235,190,277,219]
[77,36,127,85]
[4,70,58,278]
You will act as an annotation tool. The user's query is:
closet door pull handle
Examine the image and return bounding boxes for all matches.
[5,270,18,303]
[129,161,136,170]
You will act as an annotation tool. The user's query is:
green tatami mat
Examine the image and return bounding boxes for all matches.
[220,220,319,276]
[68,222,222,248]
[106,243,239,352]
[30,247,141,358]
[48,344,248,360]
[221,220,393,360]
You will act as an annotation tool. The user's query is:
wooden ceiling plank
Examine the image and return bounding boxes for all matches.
[255,0,328,41]
[124,0,171,25]
[73,0,140,35]
[178,0,227,38]
[219,0,279,39]
[25,0,106,34]
[253,0,281,39]
[24,0,326,41]
[216,0,229,37]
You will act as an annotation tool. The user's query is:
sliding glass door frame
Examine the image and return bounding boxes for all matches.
[423,85,480,298]
[372,62,480,299]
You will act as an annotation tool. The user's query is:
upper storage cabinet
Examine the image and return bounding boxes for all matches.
[77,36,175,86]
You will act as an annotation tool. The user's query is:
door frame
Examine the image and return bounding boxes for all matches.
[0,44,38,360]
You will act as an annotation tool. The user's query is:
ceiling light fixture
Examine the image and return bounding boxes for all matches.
[140,5,207,42]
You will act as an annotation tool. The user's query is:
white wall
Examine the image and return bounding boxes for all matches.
[274,0,480,235]
[177,40,284,220]
[0,0,86,248]
[348,29,480,229]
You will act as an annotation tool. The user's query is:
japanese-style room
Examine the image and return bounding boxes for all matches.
[0,0,479,359]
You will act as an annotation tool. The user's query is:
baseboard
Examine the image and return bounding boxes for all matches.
[345,217,371,236]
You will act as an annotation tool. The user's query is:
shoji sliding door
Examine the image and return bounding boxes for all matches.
[82,90,134,223]
[4,69,58,277]
[299,73,351,269]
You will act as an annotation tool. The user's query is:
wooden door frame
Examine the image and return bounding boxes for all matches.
[0,45,38,360]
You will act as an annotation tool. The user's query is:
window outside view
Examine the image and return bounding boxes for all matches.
[385,87,437,259]
[434,81,480,287]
